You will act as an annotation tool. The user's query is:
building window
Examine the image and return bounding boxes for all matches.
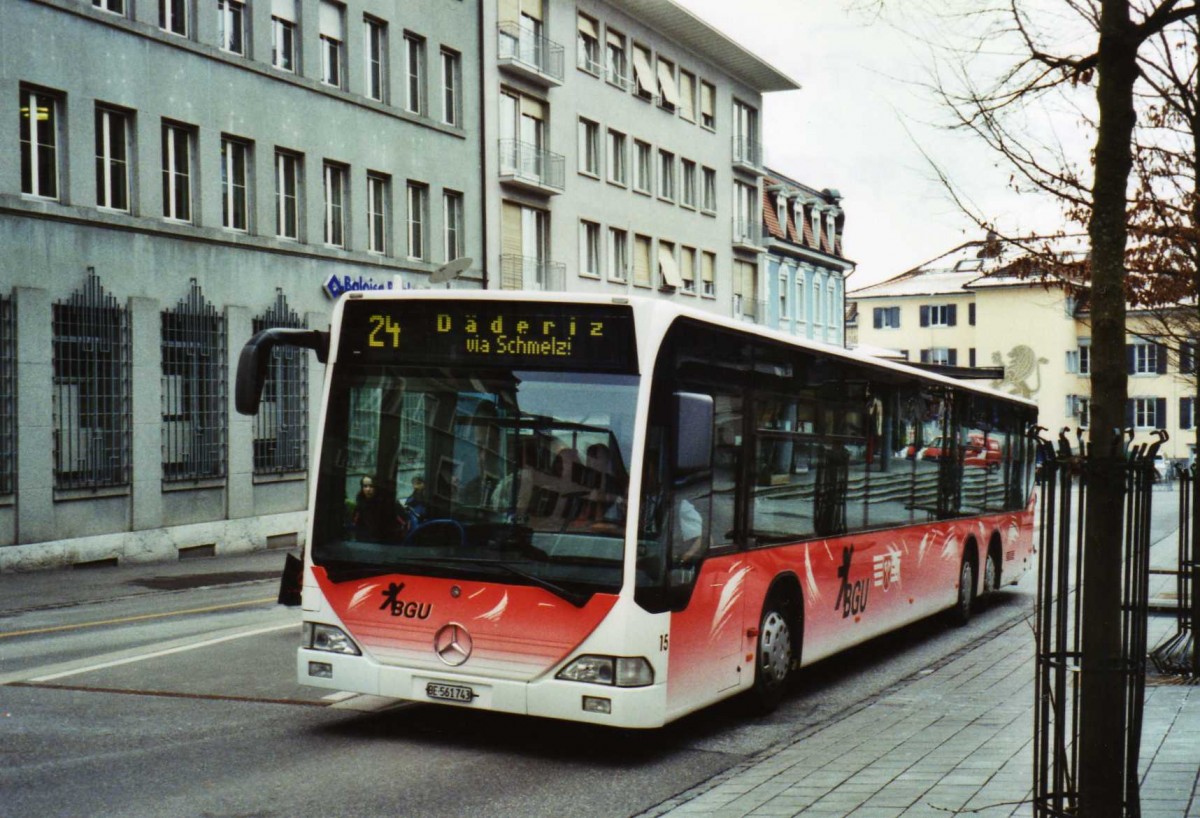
[20,87,61,200]
[733,260,757,318]
[631,43,654,101]
[608,227,628,282]
[407,181,427,259]
[919,304,957,327]
[275,150,300,240]
[162,280,226,482]
[0,296,15,496]
[795,271,806,322]
[272,3,297,71]
[577,14,600,74]
[444,189,464,261]
[680,246,696,293]
[1129,397,1165,429]
[701,250,715,297]
[680,159,697,208]
[252,290,308,475]
[658,149,675,201]
[1129,341,1165,375]
[607,129,627,185]
[1067,395,1091,427]
[441,49,461,127]
[323,162,347,248]
[1180,342,1196,374]
[634,140,652,193]
[605,28,628,88]
[160,0,189,36]
[1067,341,1092,375]
[701,166,717,212]
[779,273,789,318]
[364,17,387,102]
[405,34,426,115]
[873,306,900,329]
[657,57,678,112]
[734,181,756,242]
[633,234,652,287]
[579,220,601,277]
[221,137,249,231]
[699,80,715,129]
[367,172,389,254]
[579,118,599,176]
[1180,397,1195,430]
[218,0,245,54]
[919,348,957,366]
[161,122,193,222]
[679,70,696,122]
[53,271,131,490]
[319,1,345,88]
[95,106,131,212]
[93,0,125,14]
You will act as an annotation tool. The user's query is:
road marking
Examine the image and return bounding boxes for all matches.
[29,622,296,682]
[0,597,279,639]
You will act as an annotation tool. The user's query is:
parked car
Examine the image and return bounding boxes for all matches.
[904,434,1002,471]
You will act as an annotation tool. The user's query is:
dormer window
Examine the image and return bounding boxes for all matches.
[811,208,822,248]
[825,212,836,249]
[792,200,803,240]
[776,193,787,233]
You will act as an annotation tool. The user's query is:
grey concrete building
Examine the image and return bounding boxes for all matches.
[479,0,798,319]
[1,0,483,569]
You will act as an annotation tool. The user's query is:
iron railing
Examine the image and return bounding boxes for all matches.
[52,269,131,490]
[499,254,565,291]
[733,135,762,168]
[0,294,14,495]
[733,218,760,248]
[252,290,307,475]
[161,279,226,482]
[497,22,564,82]
[1032,428,1163,817]
[498,139,565,192]
[1150,465,1198,676]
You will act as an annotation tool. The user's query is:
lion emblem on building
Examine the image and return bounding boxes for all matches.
[992,345,1048,398]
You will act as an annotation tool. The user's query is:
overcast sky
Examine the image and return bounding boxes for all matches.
[675,0,1091,290]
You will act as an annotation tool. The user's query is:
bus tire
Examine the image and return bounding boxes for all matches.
[983,542,1001,595]
[751,596,796,712]
[948,553,976,627]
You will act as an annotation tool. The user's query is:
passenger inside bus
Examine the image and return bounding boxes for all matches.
[352,474,399,542]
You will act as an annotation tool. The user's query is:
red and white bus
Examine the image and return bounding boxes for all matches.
[237,292,1037,728]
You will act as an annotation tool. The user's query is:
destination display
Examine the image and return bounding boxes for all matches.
[339,299,637,371]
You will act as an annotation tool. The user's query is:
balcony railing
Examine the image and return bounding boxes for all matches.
[732,135,763,171]
[499,139,565,193]
[498,22,564,85]
[732,218,761,250]
[499,254,566,291]
[733,295,766,323]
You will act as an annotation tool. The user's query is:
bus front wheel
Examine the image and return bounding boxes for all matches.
[752,600,795,712]
[948,555,976,627]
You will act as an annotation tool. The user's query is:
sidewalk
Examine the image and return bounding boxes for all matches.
[640,528,1200,818]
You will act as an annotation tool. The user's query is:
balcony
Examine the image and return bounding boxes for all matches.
[498,22,564,86]
[732,136,763,174]
[733,294,766,324]
[499,254,566,291]
[499,139,565,195]
[732,218,762,252]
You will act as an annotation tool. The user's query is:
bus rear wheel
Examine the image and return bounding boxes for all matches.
[948,556,975,627]
[752,601,795,712]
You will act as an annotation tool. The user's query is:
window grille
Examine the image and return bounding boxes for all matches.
[252,290,307,474]
[0,295,14,495]
[162,280,226,482]
[52,269,131,490]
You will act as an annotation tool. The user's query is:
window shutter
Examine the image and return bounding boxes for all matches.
[873,308,882,329]
[1181,343,1196,373]
[920,349,930,364]
[947,304,957,326]
[1156,343,1168,374]
[948,349,958,366]
[969,348,976,368]
[919,305,929,327]
[968,303,976,325]
[1125,399,1134,428]
[1180,398,1192,430]
[1126,344,1136,374]
[1156,397,1167,428]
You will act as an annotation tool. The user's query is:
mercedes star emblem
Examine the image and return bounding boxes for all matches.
[433,623,473,666]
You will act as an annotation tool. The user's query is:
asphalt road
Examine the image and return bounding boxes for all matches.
[0,484,1182,818]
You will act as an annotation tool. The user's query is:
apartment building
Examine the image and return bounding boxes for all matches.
[479,0,798,319]
[0,0,483,568]
[760,169,852,345]
[848,236,1197,464]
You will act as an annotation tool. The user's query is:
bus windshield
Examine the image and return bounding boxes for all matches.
[311,366,639,604]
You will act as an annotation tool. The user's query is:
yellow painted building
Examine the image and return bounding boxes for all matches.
[849,236,1197,466]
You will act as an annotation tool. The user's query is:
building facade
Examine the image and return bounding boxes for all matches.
[479,0,798,319]
[848,236,1197,465]
[760,170,851,345]
[1,0,484,569]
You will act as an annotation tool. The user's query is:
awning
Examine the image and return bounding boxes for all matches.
[656,61,680,107]
[578,15,597,38]
[631,48,656,96]
[659,246,683,289]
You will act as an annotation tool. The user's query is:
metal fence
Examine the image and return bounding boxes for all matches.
[1032,429,1162,817]
[1150,466,1198,676]
[52,269,131,490]
[498,254,565,291]
[251,290,307,475]
[498,139,566,192]
[497,22,564,82]
[161,279,226,482]
[0,294,14,495]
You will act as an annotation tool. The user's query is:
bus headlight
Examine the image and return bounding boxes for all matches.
[556,655,653,687]
[302,622,362,656]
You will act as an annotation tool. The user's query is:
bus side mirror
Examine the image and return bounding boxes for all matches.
[674,392,713,475]
[235,328,330,415]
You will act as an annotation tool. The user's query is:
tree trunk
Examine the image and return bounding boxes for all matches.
[1079,1,1138,815]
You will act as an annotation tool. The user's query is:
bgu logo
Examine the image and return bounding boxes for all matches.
[835,545,870,619]
[873,551,901,591]
[379,582,432,619]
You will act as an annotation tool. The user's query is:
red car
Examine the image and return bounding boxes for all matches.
[905,435,1002,471]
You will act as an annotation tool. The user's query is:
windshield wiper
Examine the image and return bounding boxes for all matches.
[423,557,592,608]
